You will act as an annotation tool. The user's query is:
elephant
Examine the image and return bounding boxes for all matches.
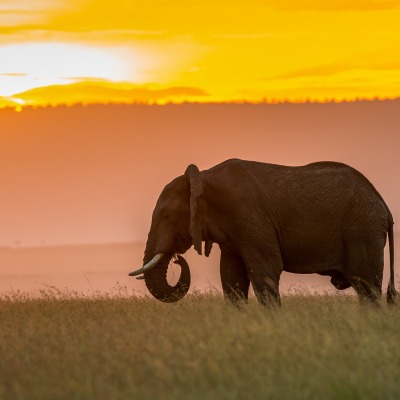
[129,159,397,306]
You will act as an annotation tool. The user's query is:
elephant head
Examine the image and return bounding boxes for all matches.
[129,164,210,302]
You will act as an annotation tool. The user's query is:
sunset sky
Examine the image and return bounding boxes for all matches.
[1,0,400,108]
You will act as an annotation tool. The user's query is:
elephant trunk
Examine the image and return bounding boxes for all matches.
[141,250,191,303]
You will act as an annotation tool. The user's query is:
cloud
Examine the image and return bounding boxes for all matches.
[274,63,349,79]
[0,26,170,46]
[4,80,209,106]
[0,72,27,77]
[214,33,275,39]
[0,9,40,15]
[0,13,41,26]
[270,61,400,80]
[0,0,63,10]
[271,0,400,11]
[0,0,66,26]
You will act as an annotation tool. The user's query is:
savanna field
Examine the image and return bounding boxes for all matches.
[1,290,400,400]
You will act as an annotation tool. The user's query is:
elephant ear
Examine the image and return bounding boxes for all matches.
[184,164,203,255]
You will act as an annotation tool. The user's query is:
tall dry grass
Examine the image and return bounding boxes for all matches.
[0,289,399,400]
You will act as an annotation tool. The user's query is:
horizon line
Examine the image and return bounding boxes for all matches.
[2,96,400,112]
[0,241,144,250]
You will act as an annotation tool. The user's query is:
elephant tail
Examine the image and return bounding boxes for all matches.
[387,222,398,304]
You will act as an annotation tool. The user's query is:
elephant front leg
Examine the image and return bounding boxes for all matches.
[220,250,250,306]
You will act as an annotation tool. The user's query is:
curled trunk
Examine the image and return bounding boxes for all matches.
[143,253,191,303]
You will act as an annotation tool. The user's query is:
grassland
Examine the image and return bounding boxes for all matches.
[1,290,400,400]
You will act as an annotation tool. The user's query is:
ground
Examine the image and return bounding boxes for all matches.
[1,290,399,400]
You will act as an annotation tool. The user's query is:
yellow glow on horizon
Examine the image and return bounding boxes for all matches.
[0,42,138,97]
[1,0,400,106]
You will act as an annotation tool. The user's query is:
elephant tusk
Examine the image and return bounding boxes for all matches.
[128,253,165,276]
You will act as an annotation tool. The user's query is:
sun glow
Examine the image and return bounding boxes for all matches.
[0,42,135,97]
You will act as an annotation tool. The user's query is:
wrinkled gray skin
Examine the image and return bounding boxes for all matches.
[134,159,397,306]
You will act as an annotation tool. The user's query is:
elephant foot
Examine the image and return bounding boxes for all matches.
[330,273,351,290]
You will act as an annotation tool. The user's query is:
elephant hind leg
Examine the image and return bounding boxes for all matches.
[349,276,381,305]
[220,250,250,307]
[345,240,383,305]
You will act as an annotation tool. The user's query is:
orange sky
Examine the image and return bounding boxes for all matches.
[1,100,399,293]
[1,100,399,246]
[1,0,400,108]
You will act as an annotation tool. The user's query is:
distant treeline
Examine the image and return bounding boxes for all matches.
[1,97,400,112]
